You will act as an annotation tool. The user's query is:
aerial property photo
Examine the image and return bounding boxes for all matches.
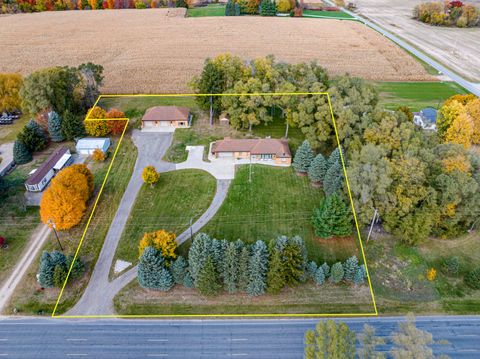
[0,0,480,357]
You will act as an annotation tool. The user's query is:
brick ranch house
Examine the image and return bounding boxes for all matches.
[141,106,192,132]
[211,137,292,166]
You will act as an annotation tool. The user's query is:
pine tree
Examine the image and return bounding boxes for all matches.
[183,271,194,288]
[61,110,85,140]
[354,266,365,285]
[171,256,188,285]
[212,239,228,278]
[314,267,325,285]
[66,255,85,279]
[157,267,174,292]
[308,153,328,184]
[13,140,32,165]
[312,193,352,238]
[247,240,269,296]
[225,0,232,15]
[330,262,344,283]
[234,2,240,15]
[38,251,55,288]
[267,249,285,294]
[282,238,305,285]
[327,147,345,169]
[197,256,221,296]
[293,140,314,174]
[223,241,239,294]
[237,245,250,292]
[321,262,330,278]
[137,247,166,290]
[188,233,214,284]
[17,121,47,153]
[48,111,64,142]
[53,264,67,287]
[307,261,318,280]
[323,160,344,196]
[343,256,359,282]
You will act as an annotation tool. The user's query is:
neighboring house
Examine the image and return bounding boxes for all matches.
[413,107,437,131]
[24,146,73,192]
[76,137,111,155]
[211,137,292,166]
[141,106,192,132]
[0,142,14,177]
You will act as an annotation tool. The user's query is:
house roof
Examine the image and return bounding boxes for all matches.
[25,146,69,186]
[212,138,291,158]
[142,106,190,122]
[76,138,110,150]
[421,107,437,123]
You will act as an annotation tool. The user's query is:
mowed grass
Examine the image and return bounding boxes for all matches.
[202,165,360,264]
[303,10,355,19]
[5,137,137,315]
[187,4,226,17]
[375,81,467,111]
[114,170,217,265]
[0,114,30,145]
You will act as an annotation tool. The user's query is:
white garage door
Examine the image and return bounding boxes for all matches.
[218,152,233,157]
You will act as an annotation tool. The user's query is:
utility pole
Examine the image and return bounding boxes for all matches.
[48,219,63,251]
[366,208,378,244]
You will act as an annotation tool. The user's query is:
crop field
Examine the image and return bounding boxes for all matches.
[0,9,433,94]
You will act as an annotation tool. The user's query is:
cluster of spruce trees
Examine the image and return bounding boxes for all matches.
[225,0,241,16]
[37,250,85,288]
[137,233,367,295]
[259,0,277,16]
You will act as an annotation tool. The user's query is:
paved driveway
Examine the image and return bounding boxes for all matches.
[176,146,235,179]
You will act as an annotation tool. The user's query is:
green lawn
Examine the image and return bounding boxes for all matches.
[5,137,138,315]
[303,10,355,19]
[0,114,30,145]
[187,4,226,17]
[114,169,217,266]
[164,128,223,163]
[375,81,468,111]
[202,165,360,264]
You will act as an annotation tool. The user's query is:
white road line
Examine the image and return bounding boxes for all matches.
[0,354,8,357]
[0,339,8,341]
[231,338,247,341]
[66,354,87,356]
[231,354,248,357]
[147,355,168,357]
[67,339,87,341]
[147,339,168,342]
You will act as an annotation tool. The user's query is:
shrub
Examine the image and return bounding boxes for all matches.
[134,0,146,7]
[426,268,437,281]
[92,148,106,162]
[314,267,325,285]
[142,165,160,187]
[306,261,318,279]
[464,268,480,289]
[330,262,344,283]
[442,256,460,276]
[343,255,359,282]
[171,256,188,285]
[276,0,291,13]
[413,1,480,27]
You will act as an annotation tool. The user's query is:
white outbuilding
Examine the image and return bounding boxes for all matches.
[76,138,111,155]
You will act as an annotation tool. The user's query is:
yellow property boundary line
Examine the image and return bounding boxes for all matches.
[52,92,378,319]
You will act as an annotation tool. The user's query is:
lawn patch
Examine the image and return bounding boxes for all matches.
[187,4,226,17]
[303,10,355,20]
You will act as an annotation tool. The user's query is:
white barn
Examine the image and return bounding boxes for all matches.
[76,138,111,155]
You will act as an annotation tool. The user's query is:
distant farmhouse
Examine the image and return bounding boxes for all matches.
[24,146,73,192]
[76,138,111,155]
[413,107,437,131]
[211,137,292,166]
[141,106,192,132]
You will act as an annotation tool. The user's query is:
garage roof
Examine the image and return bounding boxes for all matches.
[212,138,291,158]
[142,106,190,122]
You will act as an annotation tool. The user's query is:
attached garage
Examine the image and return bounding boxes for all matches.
[141,106,192,132]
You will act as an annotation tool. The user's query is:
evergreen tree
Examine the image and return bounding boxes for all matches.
[321,262,330,278]
[27,119,48,142]
[293,140,314,174]
[308,153,328,184]
[157,267,174,292]
[188,233,214,284]
[61,110,85,140]
[65,255,85,280]
[17,121,47,153]
[323,160,344,196]
[171,256,188,285]
[330,262,344,283]
[354,266,366,285]
[306,261,318,279]
[183,271,194,288]
[48,111,64,142]
[137,247,166,290]
[266,249,285,294]
[234,2,240,15]
[197,256,221,296]
[314,267,325,285]
[237,245,250,292]
[312,193,352,238]
[247,240,269,296]
[223,241,239,294]
[343,255,359,282]
[38,251,55,288]
[327,147,345,169]
[282,237,306,285]
[212,239,228,278]
[13,140,32,165]
[53,264,67,288]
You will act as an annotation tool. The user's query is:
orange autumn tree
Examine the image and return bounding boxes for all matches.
[105,108,127,135]
[40,164,94,230]
[84,106,110,137]
[138,230,177,261]
[92,148,106,162]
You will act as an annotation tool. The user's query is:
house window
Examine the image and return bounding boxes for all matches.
[261,154,273,160]
[179,122,185,126]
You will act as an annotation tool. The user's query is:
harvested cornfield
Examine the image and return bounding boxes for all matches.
[0,9,433,93]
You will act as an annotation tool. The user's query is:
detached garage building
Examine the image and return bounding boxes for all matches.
[24,146,73,192]
[76,138,111,155]
[141,106,192,132]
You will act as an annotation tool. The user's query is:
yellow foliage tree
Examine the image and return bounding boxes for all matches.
[445,112,474,149]
[92,148,106,162]
[40,183,87,231]
[142,165,160,187]
[277,0,292,12]
[0,73,23,113]
[465,98,480,144]
[441,154,471,174]
[53,167,91,202]
[444,94,477,106]
[85,106,110,137]
[426,268,437,281]
[138,230,177,260]
[438,100,465,140]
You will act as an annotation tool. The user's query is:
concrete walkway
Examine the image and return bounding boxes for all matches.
[68,133,231,315]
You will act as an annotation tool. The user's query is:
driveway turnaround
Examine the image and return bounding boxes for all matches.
[67,133,231,316]
[176,145,235,180]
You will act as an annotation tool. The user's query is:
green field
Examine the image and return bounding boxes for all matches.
[303,10,355,20]
[202,165,360,264]
[5,138,138,315]
[114,169,217,266]
[375,81,467,111]
[187,4,226,17]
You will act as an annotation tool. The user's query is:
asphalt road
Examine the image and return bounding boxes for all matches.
[0,316,479,358]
